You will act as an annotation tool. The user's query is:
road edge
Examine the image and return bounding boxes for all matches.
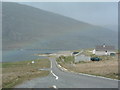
[55,60,119,81]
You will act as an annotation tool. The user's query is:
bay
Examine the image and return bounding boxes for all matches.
[2,49,57,62]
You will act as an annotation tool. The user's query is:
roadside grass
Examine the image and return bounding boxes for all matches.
[2,59,50,88]
[82,49,93,56]
[0,63,2,68]
[57,56,74,64]
[57,55,119,80]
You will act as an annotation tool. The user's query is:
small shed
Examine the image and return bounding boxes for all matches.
[74,54,91,62]
[72,51,90,62]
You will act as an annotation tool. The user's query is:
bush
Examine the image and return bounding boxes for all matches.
[57,56,75,64]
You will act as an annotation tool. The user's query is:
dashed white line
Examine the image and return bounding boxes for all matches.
[51,70,59,80]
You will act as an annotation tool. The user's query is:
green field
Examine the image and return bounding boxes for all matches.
[0,63,2,68]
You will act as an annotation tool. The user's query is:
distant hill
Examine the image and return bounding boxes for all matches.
[2,2,117,50]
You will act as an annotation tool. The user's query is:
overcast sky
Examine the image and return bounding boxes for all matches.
[19,2,118,31]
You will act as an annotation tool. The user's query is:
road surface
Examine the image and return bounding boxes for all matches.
[15,57,118,88]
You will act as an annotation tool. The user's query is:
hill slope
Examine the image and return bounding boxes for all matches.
[2,2,117,50]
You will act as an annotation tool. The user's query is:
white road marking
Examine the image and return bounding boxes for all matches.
[52,85,57,89]
[51,60,52,69]
[78,73,120,81]
[58,65,61,67]
[62,67,67,71]
[51,70,59,80]
[50,59,59,80]
[56,61,68,71]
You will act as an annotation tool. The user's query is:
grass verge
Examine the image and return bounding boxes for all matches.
[57,55,119,80]
[2,59,50,88]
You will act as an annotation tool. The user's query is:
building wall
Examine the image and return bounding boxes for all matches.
[75,54,90,62]
[95,51,116,56]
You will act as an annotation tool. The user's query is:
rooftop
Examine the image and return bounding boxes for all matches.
[95,45,115,51]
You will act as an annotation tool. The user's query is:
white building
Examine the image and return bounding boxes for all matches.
[93,44,116,56]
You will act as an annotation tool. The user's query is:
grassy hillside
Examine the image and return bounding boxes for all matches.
[2,2,117,50]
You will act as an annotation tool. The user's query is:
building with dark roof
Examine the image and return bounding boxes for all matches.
[93,44,116,56]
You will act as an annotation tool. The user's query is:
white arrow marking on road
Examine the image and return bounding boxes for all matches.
[51,70,59,80]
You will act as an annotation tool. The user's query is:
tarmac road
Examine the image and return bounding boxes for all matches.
[15,57,118,88]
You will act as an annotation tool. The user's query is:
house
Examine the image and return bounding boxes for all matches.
[93,44,116,56]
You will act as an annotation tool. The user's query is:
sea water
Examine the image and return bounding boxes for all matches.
[2,49,56,62]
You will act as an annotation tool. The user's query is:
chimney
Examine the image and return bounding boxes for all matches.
[103,44,105,47]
